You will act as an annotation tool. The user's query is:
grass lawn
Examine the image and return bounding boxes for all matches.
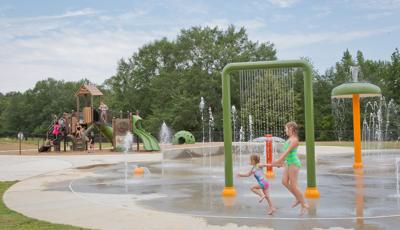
[0,137,41,145]
[0,181,87,230]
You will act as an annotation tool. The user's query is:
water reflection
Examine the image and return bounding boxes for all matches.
[354,169,364,226]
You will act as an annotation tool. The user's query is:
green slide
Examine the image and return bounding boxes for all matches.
[132,115,160,151]
[95,123,113,143]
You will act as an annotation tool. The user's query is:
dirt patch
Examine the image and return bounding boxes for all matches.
[0,142,37,151]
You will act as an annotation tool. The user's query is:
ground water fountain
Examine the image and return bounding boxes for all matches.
[238,126,244,170]
[362,97,399,152]
[159,121,172,144]
[123,132,133,185]
[332,66,382,169]
[208,107,214,171]
[248,114,254,141]
[231,105,238,170]
[331,98,350,142]
[200,97,206,167]
[199,97,206,144]
[231,105,238,142]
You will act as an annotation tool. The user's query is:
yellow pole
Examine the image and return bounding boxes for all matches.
[352,94,362,169]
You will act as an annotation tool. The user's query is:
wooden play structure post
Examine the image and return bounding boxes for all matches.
[112,118,116,150]
[99,133,102,150]
[76,97,80,113]
[265,134,274,178]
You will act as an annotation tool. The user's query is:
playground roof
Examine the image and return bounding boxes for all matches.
[75,84,103,97]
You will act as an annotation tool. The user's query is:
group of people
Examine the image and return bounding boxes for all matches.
[49,119,95,151]
[237,121,309,216]
[75,124,95,151]
[39,102,108,152]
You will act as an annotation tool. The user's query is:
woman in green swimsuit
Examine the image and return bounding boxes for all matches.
[273,121,309,215]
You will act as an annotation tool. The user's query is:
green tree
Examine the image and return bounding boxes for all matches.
[105,26,277,135]
[386,48,400,103]
[1,79,84,135]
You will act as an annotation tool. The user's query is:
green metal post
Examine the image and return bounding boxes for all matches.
[221,67,235,196]
[221,60,319,198]
[303,66,318,197]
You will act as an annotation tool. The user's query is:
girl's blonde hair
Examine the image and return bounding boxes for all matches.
[285,121,298,135]
[250,154,260,164]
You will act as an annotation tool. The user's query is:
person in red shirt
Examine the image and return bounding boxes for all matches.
[52,121,60,140]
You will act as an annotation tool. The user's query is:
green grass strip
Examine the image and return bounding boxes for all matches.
[0,181,88,230]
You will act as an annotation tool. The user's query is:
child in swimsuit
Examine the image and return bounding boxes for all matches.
[282,139,302,168]
[273,121,309,216]
[237,154,276,215]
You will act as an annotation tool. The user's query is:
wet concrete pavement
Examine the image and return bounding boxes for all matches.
[66,151,400,229]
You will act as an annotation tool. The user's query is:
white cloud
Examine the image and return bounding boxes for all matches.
[236,18,266,30]
[267,0,300,8]
[311,5,331,18]
[0,8,100,41]
[350,0,400,10]
[202,18,267,31]
[6,8,98,22]
[0,6,14,16]
[0,26,176,93]
[57,8,98,19]
[118,9,149,21]
[255,26,400,49]
[361,11,394,20]
[270,13,293,22]
[203,19,230,29]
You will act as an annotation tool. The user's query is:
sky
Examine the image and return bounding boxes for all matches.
[0,0,399,93]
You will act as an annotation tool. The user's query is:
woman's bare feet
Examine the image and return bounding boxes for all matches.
[299,203,309,216]
[258,195,266,203]
[267,207,276,215]
[291,200,300,208]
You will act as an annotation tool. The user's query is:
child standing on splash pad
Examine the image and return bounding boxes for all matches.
[274,121,309,216]
[237,154,276,215]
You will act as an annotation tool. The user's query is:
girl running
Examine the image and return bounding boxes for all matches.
[237,154,276,215]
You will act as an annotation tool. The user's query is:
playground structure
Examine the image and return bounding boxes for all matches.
[221,60,319,198]
[43,84,160,152]
[331,66,381,169]
[172,130,196,145]
[132,115,160,151]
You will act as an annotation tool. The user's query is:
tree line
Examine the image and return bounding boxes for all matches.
[0,26,399,141]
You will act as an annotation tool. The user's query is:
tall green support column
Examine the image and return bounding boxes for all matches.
[221,60,320,198]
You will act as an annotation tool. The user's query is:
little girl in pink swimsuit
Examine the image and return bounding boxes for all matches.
[237,154,276,215]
